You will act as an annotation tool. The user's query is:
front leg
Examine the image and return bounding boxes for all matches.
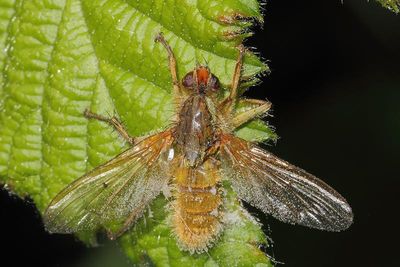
[219,44,245,114]
[84,109,135,146]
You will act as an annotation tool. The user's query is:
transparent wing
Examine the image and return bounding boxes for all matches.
[44,130,173,236]
[220,134,353,231]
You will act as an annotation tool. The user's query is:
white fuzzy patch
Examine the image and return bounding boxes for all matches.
[167,148,174,161]
[210,187,217,195]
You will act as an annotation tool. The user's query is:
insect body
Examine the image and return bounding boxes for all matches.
[44,33,353,253]
[172,68,223,250]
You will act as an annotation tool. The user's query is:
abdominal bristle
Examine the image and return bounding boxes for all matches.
[173,194,223,253]
[172,159,223,253]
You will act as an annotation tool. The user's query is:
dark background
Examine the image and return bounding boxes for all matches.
[1,1,399,266]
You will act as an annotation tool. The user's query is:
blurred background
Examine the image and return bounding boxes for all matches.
[1,0,399,266]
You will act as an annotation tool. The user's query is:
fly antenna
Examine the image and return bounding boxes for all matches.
[202,55,209,67]
[195,58,201,68]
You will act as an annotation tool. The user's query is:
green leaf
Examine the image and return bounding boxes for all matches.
[376,0,400,13]
[235,120,277,143]
[0,0,273,265]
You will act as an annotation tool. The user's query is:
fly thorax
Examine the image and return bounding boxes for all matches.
[174,95,214,167]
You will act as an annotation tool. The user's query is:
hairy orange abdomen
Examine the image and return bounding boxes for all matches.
[172,159,222,253]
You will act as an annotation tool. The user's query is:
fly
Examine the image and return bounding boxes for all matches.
[44,33,353,253]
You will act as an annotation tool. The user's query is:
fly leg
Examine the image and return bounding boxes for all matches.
[155,33,182,98]
[231,99,272,129]
[219,44,245,114]
[84,109,135,146]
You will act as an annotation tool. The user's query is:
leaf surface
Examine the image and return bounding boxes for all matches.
[376,0,399,13]
[0,0,273,265]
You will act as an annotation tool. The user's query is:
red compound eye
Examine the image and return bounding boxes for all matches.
[182,71,194,88]
[208,74,220,91]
